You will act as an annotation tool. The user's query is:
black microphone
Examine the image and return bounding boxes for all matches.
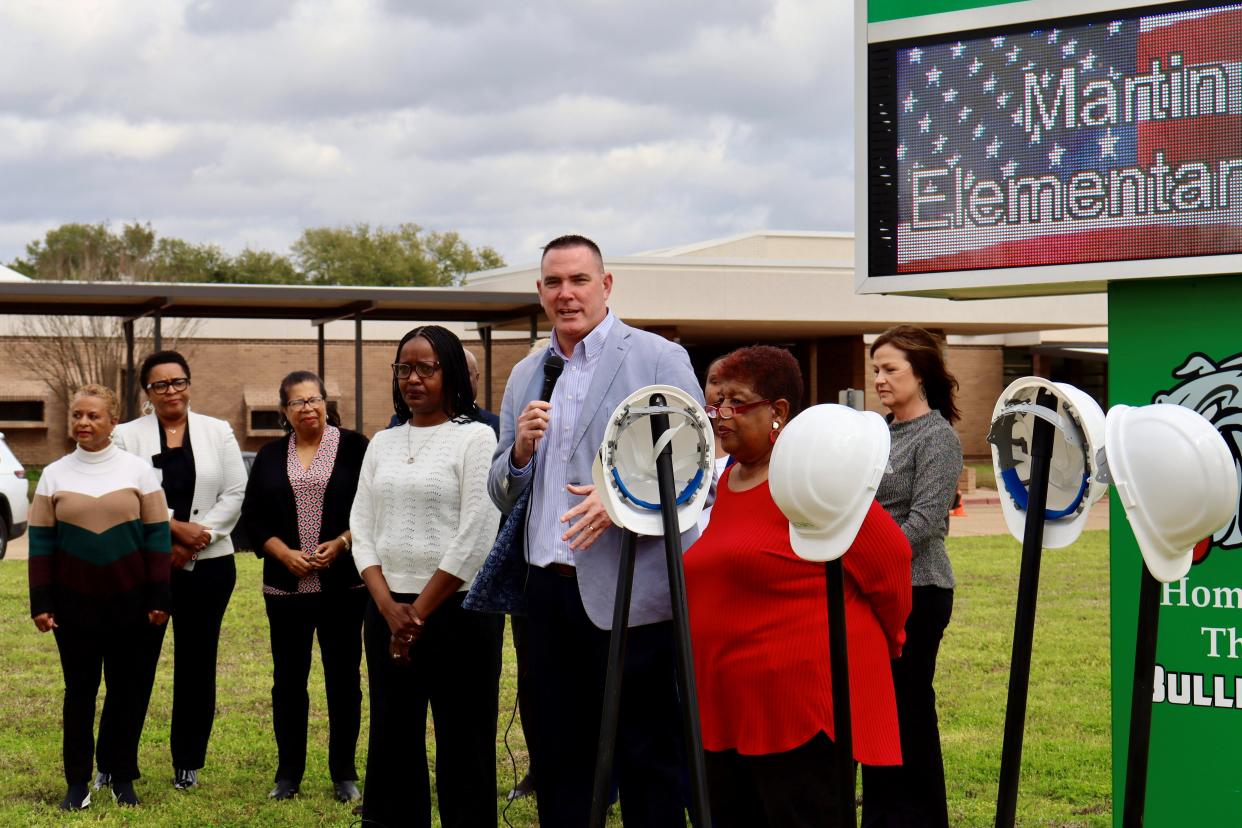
[540,353,565,402]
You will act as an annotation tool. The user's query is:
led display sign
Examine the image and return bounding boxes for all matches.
[859,0,1242,296]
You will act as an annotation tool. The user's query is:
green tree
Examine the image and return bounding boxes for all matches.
[148,237,231,282]
[13,222,126,280]
[292,223,504,286]
[11,220,502,286]
[424,230,506,283]
[219,248,302,284]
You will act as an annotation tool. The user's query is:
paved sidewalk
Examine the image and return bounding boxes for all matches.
[950,489,1109,537]
[4,534,28,561]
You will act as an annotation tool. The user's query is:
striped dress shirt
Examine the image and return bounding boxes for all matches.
[512,311,617,568]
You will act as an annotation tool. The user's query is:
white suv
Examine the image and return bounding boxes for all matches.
[0,433,30,558]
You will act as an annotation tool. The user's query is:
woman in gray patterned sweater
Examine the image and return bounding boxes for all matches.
[861,325,963,828]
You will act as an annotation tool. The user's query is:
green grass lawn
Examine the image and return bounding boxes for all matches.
[0,532,1110,826]
[23,465,42,502]
[971,462,997,491]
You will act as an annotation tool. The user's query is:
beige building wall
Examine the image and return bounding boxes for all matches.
[863,344,1003,461]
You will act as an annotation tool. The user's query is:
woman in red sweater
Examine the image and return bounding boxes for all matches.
[685,345,912,827]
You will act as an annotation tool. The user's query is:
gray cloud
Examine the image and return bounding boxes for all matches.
[0,0,856,268]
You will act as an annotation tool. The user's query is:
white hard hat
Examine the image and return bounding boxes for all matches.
[987,377,1107,549]
[591,384,714,537]
[769,404,891,562]
[1101,403,1238,583]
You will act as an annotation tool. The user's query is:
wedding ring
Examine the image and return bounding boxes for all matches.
[588,524,594,531]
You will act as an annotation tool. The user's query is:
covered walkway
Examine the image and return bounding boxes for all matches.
[0,281,541,424]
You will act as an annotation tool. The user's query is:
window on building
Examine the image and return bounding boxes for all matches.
[0,400,44,422]
[0,382,50,428]
[244,384,343,438]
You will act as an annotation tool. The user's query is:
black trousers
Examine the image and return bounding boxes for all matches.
[265,587,366,785]
[862,586,954,828]
[55,619,160,786]
[148,554,236,771]
[705,732,840,828]
[361,591,503,828]
[524,564,686,828]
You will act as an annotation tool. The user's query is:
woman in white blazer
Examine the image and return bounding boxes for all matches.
[112,350,247,793]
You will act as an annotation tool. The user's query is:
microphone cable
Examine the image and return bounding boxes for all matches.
[500,666,524,828]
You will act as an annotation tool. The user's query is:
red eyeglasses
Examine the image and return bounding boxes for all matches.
[704,399,772,420]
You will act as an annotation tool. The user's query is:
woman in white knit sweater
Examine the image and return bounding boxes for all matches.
[350,324,502,828]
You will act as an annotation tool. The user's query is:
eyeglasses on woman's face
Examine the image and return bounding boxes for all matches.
[392,361,441,380]
[286,396,325,410]
[145,377,190,395]
[705,399,772,420]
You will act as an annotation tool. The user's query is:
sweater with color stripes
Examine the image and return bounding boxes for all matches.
[28,443,172,624]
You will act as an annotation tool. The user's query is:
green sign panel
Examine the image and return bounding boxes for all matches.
[1109,274,1242,825]
[867,0,1024,23]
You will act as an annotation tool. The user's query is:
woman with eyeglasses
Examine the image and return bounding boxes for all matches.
[684,346,912,827]
[112,350,247,793]
[350,325,502,828]
[240,371,368,804]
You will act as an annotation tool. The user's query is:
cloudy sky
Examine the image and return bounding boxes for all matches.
[1,0,854,268]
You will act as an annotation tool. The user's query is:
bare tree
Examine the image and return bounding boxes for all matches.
[13,315,199,414]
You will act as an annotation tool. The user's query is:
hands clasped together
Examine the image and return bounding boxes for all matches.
[171,520,213,569]
[271,535,349,579]
[381,601,424,667]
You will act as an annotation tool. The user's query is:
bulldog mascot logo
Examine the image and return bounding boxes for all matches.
[1153,351,1242,565]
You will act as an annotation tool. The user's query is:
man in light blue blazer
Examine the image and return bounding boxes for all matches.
[487,235,702,827]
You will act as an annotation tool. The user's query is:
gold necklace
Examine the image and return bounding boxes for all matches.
[405,421,449,464]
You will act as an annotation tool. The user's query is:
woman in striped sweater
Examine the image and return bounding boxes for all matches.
[684,346,912,827]
[28,385,172,810]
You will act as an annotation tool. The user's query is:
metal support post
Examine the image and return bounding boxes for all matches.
[589,529,638,828]
[995,387,1058,827]
[826,559,856,827]
[318,323,326,380]
[1122,568,1163,828]
[123,318,136,420]
[649,393,711,827]
[354,315,364,432]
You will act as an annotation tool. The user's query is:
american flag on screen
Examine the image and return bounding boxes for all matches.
[895,3,1242,273]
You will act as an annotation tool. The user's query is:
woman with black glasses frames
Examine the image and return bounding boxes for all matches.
[112,350,247,794]
[350,325,503,828]
[241,371,369,804]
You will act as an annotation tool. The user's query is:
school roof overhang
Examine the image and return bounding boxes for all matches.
[0,280,542,326]
[0,280,542,422]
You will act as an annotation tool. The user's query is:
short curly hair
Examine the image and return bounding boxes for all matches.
[712,345,804,416]
[72,383,120,419]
